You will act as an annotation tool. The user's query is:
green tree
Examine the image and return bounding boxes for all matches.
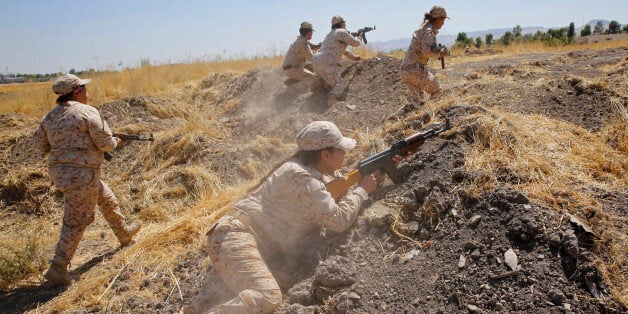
[69,68,76,75]
[593,21,604,34]
[455,32,473,47]
[580,24,592,36]
[623,25,628,33]
[567,22,575,42]
[485,33,493,46]
[513,25,522,39]
[474,37,482,48]
[608,20,621,34]
[501,31,513,45]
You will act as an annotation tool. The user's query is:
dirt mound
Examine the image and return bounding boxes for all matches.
[0,48,626,313]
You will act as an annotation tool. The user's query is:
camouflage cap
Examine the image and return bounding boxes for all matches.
[296,121,356,151]
[331,15,345,25]
[429,5,451,19]
[301,21,314,31]
[52,74,91,95]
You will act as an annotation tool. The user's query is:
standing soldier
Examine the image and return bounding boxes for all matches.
[313,15,363,106]
[282,21,318,90]
[400,5,450,100]
[34,74,141,285]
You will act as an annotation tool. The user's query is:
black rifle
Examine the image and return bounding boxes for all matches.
[436,43,450,69]
[326,120,450,199]
[104,133,154,161]
[351,26,376,44]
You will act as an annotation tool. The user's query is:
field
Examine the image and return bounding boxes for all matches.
[0,40,626,313]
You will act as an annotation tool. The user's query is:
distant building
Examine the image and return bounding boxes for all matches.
[0,74,26,84]
[575,33,628,44]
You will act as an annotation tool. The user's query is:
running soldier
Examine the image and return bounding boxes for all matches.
[400,5,450,100]
[312,15,362,106]
[34,74,141,285]
[282,21,318,90]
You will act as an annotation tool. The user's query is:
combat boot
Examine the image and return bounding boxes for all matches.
[114,220,142,246]
[43,258,71,285]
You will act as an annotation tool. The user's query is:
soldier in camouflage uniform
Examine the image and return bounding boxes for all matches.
[181,121,395,313]
[34,74,141,285]
[282,21,318,90]
[400,5,450,100]
[312,15,363,106]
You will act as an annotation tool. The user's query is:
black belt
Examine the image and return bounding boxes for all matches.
[283,65,299,70]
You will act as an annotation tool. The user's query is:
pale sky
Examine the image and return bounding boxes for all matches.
[1,0,626,74]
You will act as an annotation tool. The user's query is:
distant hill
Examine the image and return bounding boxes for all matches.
[370,19,622,51]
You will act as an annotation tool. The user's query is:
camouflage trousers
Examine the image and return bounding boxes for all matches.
[313,63,345,97]
[48,165,126,264]
[284,67,316,85]
[400,65,442,100]
[185,215,282,313]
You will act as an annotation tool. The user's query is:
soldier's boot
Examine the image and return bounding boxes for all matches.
[43,258,71,285]
[114,220,142,246]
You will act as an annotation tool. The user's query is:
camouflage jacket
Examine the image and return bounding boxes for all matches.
[313,28,361,66]
[235,159,368,255]
[34,101,119,169]
[401,21,441,69]
[282,35,314,68]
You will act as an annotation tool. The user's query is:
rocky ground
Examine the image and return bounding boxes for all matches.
[0,47,626,313]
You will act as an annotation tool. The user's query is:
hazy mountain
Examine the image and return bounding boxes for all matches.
[370,19,621,51]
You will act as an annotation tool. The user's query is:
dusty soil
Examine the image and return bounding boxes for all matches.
[0,47,626,313]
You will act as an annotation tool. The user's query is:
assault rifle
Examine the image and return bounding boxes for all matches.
[326,120,450,200]
[436,43,449,69]
[351,26,376,44]
[104,133,154,161]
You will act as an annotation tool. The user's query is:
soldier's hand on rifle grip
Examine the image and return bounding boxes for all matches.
[392,154,409,165]
[359,172,378,194]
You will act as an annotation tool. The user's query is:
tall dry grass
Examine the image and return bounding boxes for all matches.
[0,56,283,119]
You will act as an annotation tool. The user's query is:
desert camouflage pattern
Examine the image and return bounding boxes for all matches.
[187,159,368,312]
[283,36,316,84]
[34,100,125,264]
[313,29,361,96]
[400,21,443,98]
[34,101,119,168]
[184,216,282,314]
[51,167,126,263]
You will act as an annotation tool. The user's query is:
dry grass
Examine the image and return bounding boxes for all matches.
[455,105,627,304]
[1,40,626,311]
[0,56,283,118]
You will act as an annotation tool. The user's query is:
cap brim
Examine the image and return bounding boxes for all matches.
[78,78,91,85]
[335,137,356,150]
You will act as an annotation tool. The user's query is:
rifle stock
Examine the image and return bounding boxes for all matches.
[327,169,362,200]
[325,120,450,200]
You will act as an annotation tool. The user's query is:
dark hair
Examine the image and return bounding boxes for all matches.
[56,94,73,104]
[55,85,84,104]
[332,22,343,29]
[246,147,334,193]
[299,28,312,36]
[424,13,434,22]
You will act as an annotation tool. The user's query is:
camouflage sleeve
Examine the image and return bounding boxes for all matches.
[342,30,362,47]
[420,28,441,58]
[86,108,119,152]
[306,177,368,233]
[33,124,50,154]
[306,43,314,62]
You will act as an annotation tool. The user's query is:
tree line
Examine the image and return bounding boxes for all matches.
[455,20,627,48]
